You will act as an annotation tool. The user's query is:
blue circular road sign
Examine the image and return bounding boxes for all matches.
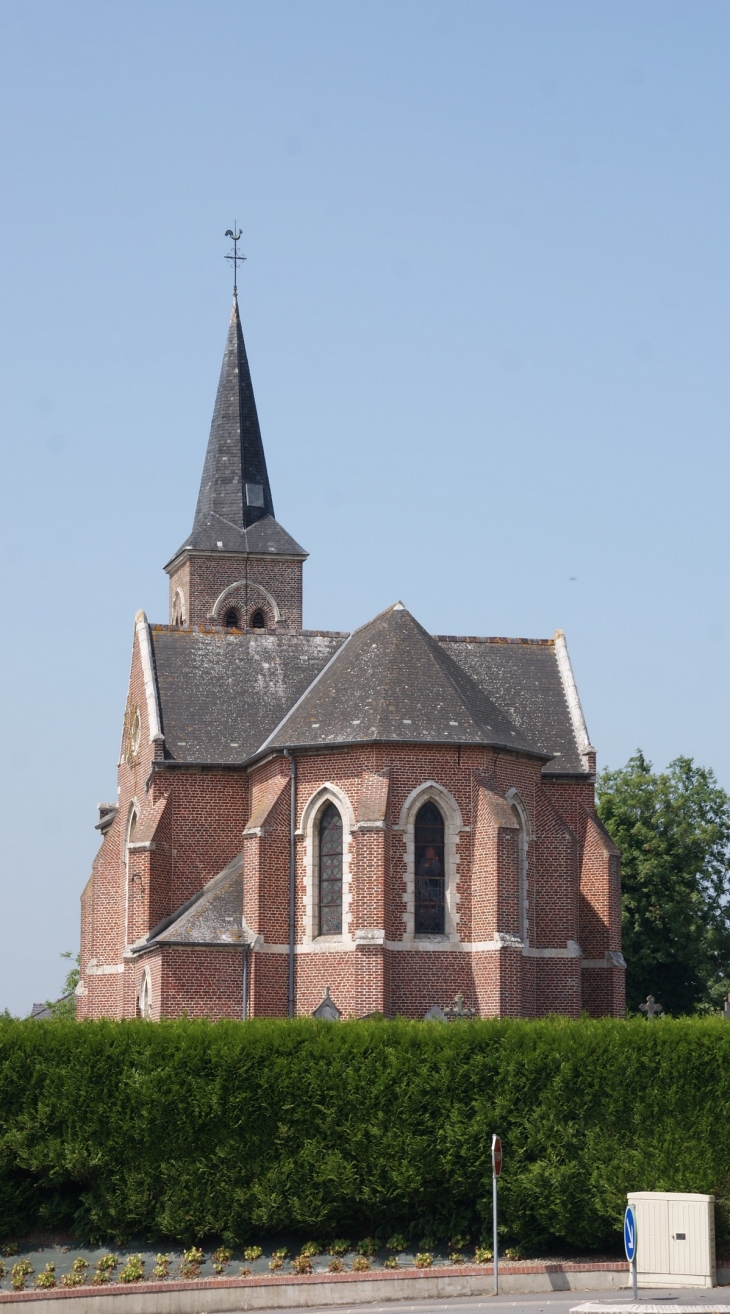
[624,1205,637,1263]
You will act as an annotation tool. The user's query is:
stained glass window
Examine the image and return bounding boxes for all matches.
[415,801,445,935]
[319,803,343,936]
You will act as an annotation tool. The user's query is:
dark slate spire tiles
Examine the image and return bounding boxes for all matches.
[194,295,273,533]
[168,296,307,563]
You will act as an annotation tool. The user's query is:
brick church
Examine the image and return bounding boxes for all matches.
[77,290,625,1022]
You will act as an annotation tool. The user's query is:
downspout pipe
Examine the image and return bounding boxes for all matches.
[283,750,297,1018]
[242,942,249,1021]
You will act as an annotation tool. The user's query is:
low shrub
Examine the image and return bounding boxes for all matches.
[415,1252,433,1268]
[61,1258,89,1288]
[180,1246,204,1278]
[118,1254,144,1283]
[35,1263,56,1289]
[329,1239,350,1256]
[243,1245,263,1261]
[11,1259,33,1290]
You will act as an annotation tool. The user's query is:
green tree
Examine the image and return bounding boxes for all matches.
[597,752,730,1015]
[45,952,80,1019]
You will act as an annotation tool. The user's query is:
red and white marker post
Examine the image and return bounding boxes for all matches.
[492,1135,502,1294]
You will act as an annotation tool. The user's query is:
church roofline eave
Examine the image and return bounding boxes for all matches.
[541,767,596,782]
[242,737,553,770]
[163,544,308,575]
[132,937,245,955]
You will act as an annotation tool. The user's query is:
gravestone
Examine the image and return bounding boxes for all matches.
[312,986,342,1021]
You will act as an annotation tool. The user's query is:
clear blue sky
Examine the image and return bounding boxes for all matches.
[1,1,728,1015]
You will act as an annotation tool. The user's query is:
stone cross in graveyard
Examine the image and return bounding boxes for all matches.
[639,994,664,1020]
[444,992,477,1020]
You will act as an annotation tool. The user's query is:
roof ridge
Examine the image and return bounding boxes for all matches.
[435,634,554,646]
[254,629,355,754]
[416,615,542,754]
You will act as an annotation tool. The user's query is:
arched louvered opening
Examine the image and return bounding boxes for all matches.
[224,608,240,629]
[250,609,266,629]
[414,801,445,934]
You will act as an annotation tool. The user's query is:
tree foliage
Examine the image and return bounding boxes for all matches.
[597,752,730,1015]
[43,953,79,1020]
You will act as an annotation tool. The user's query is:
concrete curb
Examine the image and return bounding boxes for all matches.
[0,1263,631,1312]
[573,1306,730,1313]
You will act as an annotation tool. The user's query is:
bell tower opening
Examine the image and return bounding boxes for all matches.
[250,609,265,630]
[224,608,240,629]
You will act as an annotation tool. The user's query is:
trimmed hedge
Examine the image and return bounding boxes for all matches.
[1,1016,729,1250]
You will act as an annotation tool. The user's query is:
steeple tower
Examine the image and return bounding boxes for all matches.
[164,294,307,632]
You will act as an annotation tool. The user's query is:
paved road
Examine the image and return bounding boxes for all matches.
[273,1290,730,1314]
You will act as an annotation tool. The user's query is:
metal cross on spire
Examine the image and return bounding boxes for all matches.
[225,225,245,297]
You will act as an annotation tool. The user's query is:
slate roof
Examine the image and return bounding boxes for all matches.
[166,298,306,565]
[132,854,244,951]
[256,604,549,759]
[150,626,347,763]
[146,610,589,775]
[437,636,585,775]
[170,513,306,561]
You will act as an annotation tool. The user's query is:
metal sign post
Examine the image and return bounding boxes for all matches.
[624,1203,638,1300]
[492,1135,502,1295]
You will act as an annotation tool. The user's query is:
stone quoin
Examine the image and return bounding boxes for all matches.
[77,289,625,1022]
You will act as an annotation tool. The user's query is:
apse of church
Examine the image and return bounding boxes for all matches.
[78,279,624,1024]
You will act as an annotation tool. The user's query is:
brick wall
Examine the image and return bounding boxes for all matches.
[167,553,303,630]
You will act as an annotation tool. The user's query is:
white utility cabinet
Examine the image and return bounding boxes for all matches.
[627,1192,716,1288]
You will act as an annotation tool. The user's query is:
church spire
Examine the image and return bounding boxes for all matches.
[189,295,275,544]
[164,261,307,632]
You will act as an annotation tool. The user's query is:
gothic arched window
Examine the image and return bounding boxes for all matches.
[250,609,266,629]
[511,802,528,943]
[138,968,151,1020]
[415,801,445,934]
[319,803,343,935]
[224,608,239,629]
